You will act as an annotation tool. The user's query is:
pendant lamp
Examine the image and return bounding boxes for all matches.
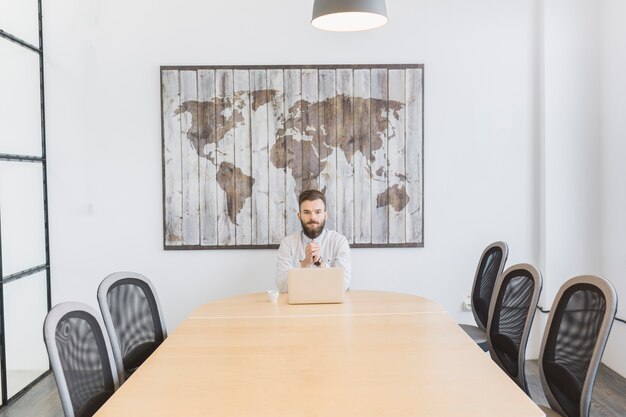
[311,0,388,32]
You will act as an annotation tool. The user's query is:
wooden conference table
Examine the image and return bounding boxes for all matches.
[95,291,544,417]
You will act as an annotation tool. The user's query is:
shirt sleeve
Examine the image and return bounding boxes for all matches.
[276,237,295,293]
[333,235,352,291]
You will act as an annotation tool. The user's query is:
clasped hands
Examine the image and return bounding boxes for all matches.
[301,241,323,268]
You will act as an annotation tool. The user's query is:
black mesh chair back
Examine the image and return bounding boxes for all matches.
[539,275,617,417]
[98,271,167,379]
[460,241,509,351]
[43,302,121,417]
[487,263,542,393]
[471,241,509,330]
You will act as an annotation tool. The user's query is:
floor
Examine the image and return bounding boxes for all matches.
[4,370,48,400]
[0,372,62,417]
[0,361,625,417]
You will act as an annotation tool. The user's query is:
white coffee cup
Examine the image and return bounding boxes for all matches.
[266,289,279,303]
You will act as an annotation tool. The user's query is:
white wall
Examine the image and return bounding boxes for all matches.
[539,0,626,376]
[599,0,626,377]
[542,0,602,306]
[43,0,539,331]
[40,0,626,376]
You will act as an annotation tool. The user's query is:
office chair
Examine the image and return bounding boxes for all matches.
[97,271,167,379]
[537,275,617,417]
[460,241,509,350]
[487,263,542,393]
[43,302,122,417]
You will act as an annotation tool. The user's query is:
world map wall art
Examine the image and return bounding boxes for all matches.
[161,64,423,249]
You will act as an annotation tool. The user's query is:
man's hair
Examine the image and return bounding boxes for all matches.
[298,189,326,210]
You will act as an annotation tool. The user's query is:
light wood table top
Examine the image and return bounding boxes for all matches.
[95,291,544,417]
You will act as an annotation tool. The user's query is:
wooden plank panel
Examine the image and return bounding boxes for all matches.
[268,69,286,244]
[198,69,218,246]
[251,69,270,244]
[180,71,200,246]
[406,68,423,244]
[284,69,302,236]
[353,69,371,244]
[318,69,337,231]
[233,70,253,245]
[387,69,407,244]
[215,69,236,246]
[370,68,388,244]
[162,64,422,249]
[162,70,183,246]
[335,68,354,242]
[301,69,319,192]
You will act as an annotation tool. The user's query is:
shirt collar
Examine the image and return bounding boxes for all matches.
[301,228,327,245]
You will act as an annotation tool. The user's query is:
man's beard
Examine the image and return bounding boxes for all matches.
[301,219,326,239]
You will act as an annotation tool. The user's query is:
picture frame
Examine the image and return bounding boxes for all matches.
[161,64,423,249]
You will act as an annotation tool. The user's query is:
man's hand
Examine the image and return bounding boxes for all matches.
[301,241,321,267]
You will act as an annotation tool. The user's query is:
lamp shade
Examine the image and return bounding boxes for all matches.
[311,0,388,32]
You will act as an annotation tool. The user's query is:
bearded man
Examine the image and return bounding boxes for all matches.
[276,189,351,293]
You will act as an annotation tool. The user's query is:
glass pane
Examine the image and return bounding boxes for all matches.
[0,161,46,277]
[0,0,39,47]
[0,38,42,156]
[3,270,49,398]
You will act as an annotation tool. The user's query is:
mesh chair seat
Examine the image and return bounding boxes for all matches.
[543,361,583,415]
[76,391,112,417]
[44,302,121,417]
[490,332,518,375]
[458,324,487,344]
[461,241,508,351]
[538,275,618,417]
[124,340,160,371]
[473,297,490,329]
[487,263,542,393]
[98,272,167,380]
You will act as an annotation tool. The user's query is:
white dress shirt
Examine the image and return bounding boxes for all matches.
[276,229,351,293]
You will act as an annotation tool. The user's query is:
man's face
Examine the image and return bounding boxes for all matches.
[297,199,328,239]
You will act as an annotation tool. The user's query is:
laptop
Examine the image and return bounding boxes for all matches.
[287,267,345,304]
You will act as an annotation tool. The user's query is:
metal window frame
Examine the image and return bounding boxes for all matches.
[0,0,52,406]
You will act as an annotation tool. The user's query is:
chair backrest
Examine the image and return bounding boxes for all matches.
[487,263,542,393]
[97,271,167,379]
[539,275,617,417]
[43,302,121,417]
[470,241,509,330]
